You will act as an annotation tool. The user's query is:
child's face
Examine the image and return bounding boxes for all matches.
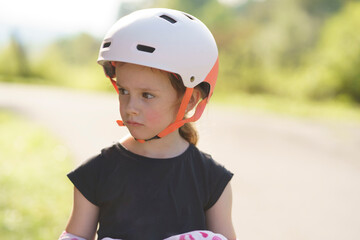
[115,63,180,140]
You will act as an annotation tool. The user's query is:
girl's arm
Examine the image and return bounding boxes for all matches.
[65,187,100,240]
[205,182,237,240]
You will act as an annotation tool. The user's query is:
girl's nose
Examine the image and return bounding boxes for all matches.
[124,96,140,115]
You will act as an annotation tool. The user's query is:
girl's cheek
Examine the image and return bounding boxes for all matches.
[144,110,163,123]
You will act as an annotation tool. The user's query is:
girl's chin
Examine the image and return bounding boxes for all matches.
[127,130,157,141]
[127,125,175,141]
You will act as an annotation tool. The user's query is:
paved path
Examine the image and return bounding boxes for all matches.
[1,82,360,240]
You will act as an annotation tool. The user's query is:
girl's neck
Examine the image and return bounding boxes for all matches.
[120,131,189,159]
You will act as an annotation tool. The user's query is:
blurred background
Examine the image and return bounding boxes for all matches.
[1,0,360,115]
[1,0,360,239]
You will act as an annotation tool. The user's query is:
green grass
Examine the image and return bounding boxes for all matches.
[0,111,73,240]
[213,91,360,123]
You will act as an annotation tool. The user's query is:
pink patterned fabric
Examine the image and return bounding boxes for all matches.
[164,230,227,240]
[60,230,227,240]
[58,231,86,240]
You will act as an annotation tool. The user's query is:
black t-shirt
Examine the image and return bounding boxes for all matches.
[67,143,233,240]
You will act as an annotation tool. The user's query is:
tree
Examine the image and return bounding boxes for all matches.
[55,33,100,66]
[0,32,30,79]
[302,1,360,102]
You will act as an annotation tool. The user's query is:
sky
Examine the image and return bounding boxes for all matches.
[0,0,126,46]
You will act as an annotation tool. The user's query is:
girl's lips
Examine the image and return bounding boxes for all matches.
[126,121,143,126]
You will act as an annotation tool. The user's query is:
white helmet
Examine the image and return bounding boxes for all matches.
[97,8,219,142]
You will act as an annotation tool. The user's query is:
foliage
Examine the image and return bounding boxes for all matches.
[0,33,30,80]
[0,111,73,239]
[30,33,111,90]
[299,1,360,102]
[0,33,111,91]
[55,33,100,66]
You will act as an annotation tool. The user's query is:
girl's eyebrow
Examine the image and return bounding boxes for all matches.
[138,87,160,92]
[116,83,160,92]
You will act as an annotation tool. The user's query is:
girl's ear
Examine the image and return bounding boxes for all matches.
[186,88,202,113]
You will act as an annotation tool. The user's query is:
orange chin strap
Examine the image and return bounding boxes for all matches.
[108,76,207,143]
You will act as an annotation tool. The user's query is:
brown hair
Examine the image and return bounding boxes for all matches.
[168,73,207,145]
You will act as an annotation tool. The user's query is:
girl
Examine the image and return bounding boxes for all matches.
[60,8,236,240]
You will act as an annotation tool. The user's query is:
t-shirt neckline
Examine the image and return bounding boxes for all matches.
[115,142,194,161]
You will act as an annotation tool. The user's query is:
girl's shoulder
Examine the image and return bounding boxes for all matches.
[187,145,234,211]
[188,145,222,168]
[72,143,128,172]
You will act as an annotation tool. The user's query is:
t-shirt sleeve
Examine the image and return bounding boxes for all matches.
[203,157,234,211]
[67,154,103,206]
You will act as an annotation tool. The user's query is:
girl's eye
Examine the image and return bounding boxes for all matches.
[118,88,129,95]
[143,92,155,99]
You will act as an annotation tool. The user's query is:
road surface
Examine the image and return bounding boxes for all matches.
[1,82,360,240]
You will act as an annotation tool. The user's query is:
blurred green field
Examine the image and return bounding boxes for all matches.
[0,111,73,240]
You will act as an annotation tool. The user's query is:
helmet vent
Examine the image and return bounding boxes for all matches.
[137,44,156,53]
[184,14,194,20]
[159,15,177,24]
[103,42,111,48]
